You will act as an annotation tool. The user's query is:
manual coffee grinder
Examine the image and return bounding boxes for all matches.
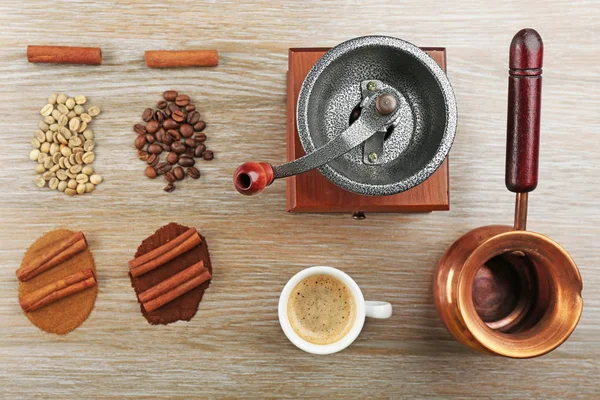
[233,36,457,215]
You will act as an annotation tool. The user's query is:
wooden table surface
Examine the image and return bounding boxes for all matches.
[0,1,598,398]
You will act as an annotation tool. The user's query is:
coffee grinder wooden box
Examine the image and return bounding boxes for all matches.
[286,48,450,214]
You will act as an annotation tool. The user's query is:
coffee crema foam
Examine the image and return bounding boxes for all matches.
[287,274,356,345]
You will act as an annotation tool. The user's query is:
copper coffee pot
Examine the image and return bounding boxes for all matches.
[433,29,583,358]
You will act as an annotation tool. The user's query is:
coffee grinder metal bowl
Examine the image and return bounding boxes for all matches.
[233,36,457,196]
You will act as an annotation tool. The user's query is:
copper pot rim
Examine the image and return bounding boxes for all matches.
[456,229,583,358]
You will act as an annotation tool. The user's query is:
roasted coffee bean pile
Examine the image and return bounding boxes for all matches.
[134,90,213,192]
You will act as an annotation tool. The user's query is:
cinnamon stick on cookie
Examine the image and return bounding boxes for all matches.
[128,227,202,278]
[16,231,88,282]
[19,269,97,312]
[139,261,211,312]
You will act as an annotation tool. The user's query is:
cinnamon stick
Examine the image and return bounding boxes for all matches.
[19,269,96,312]
[27,45,102,65]
[16,231,87,282]
[129,228,201,278]
[129,227,196,269]
[138,261,205,304]
[142,265,211,312]
[144,50,218,68]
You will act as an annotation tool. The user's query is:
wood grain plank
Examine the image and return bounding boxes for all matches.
[0,0,598,398]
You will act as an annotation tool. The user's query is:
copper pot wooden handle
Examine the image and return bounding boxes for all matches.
[506,28,543,193]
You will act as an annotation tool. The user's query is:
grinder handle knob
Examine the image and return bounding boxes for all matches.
[506,28,543,193]
[233,162,274,195]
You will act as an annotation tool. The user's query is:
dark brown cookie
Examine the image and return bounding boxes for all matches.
[129,222,212,325]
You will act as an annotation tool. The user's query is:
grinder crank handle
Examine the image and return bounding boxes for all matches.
[233,119,382,195]
[506,28,543,193]
[506,28,543,231]
[233,90,402,195]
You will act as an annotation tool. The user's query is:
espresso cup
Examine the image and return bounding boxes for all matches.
[278,266,392,355]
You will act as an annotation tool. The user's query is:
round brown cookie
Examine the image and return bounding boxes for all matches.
[18,229,98,334]
[130,222,212,325]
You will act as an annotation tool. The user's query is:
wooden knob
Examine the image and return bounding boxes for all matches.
[375,94,397,115]
[233,162,274,195]
[506,28,543,193]
[509,29,543,71]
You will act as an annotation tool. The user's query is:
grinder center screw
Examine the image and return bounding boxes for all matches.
[375,94,398,116]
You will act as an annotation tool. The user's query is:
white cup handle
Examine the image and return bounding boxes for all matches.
[365,301,392,319]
